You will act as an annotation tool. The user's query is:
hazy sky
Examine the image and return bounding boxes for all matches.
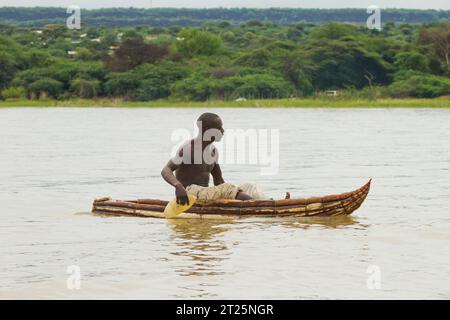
[0,1,449,10]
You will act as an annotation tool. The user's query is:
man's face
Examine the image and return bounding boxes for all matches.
[203,117,224,142]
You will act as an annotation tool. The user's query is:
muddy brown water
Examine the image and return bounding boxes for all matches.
[0,107,449,299]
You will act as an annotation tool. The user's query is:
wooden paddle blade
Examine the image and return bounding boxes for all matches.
[164,195,197,218]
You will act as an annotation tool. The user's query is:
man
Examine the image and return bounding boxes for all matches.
[161,113,253,205]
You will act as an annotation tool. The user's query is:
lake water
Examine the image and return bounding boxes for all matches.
[0,107,449,299]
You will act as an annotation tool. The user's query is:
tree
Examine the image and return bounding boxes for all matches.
[133,61,189,100]
[209,67,235,79]
[75,48,93,61]
[12,62,80,91]
[103,38,169,72]
[76,62,108,83]
[419,23,450,72]
[310,23,356,40]
[234,48,271,67]
[246,20,264,27]
[234,74,294,99]
[171,74,212,101]
[135,79,171,101]
[0,51,15,89]
[122,29,143,41]
[104,72,140,99]
[0,35,24,89]
[1,86,25,100]
[282,52,315,96]
[1,16,450,101]
[70,79,100,98]
[25,50,55,68]
[394,51,429,73]
[29,78,63,99]
[389,74,450,98]
[287,27,304,41]
[306,39,390,90]
[221,31,235,42]
[176,28,222,57]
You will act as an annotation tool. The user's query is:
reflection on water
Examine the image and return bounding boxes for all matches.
[167,219,232,277]
[1,108,450,299]
[166,216,362,280]
[267,215,361,230]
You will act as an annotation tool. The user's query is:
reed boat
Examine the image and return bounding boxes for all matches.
[92,179,371,219]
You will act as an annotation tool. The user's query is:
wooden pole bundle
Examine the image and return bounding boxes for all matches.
[92,179,371,219]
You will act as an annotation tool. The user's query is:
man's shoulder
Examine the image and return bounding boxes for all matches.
[176,139,195,155]
[210,145,219,163]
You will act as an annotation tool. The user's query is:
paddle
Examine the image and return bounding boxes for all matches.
[164,194,197,218]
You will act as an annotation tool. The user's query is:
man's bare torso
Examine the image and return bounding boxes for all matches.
[173,140,218,188]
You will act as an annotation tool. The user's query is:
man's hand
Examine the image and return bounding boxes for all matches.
[175,184,189,205]
[162,160,190,205]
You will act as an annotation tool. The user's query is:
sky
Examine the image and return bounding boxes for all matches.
[0,1,449,10]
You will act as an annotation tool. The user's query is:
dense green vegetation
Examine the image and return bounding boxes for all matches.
[0,15,449,102]
[1,98,449,109]
[1,7,449,27]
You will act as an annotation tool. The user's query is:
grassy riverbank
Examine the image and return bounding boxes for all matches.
[0,98,449,108]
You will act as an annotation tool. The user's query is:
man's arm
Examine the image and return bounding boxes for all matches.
[210,146,224,186]
[211,163,225,186]
[161,160,190,205]
[161,160,182,187]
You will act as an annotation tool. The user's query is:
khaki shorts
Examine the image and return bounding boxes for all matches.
[186,183,242,202]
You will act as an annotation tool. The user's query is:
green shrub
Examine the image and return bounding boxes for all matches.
[389,74,450,98]
[394,51,430,73]
[0,51,16,89]
[171,74,212,101]
[1,86,26,100]
[134,78,172,101]
[234,49,272,68]
[176,28,222,57]
[70,79,100,99]
[134,64,188,100]
[171,73,295,101]
[104,73,140,99]
[233,74,295,99]
[28,78,63,99]
[209,77,243,100]
[13,62,83,90]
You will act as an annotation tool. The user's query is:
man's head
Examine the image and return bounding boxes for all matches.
[197,113,224,142]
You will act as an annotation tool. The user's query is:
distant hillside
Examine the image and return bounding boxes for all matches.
[0,7,449,27]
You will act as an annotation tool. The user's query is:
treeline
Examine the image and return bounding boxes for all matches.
[0,7,449,27]
[0,21,449,101]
